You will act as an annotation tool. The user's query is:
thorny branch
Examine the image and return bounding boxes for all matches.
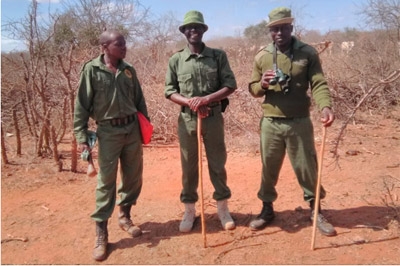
[331,69,400,160]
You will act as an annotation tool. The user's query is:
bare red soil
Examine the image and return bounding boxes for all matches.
[1,111,400,265]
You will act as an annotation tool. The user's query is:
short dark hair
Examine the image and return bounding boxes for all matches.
[99,29,121,47]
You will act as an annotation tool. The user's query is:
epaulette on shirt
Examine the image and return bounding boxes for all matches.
[257,45,267,53]
[254,45,269,61]
[80,59,94,72]
[174,48,185,54]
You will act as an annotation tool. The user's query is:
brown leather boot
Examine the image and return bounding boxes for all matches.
[118,205,142,237]
[93,221,108,261]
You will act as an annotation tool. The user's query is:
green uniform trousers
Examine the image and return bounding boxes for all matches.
[178,105,231,203]
[258,116,326,203]
[91,119,143,222]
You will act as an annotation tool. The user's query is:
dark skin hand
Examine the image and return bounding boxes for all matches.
[261,69,276,90]
[320,107,335,127]
[79,142,90,153]
[263,23,335,127]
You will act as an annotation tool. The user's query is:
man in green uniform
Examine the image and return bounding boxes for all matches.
[165,10,237,233]
[74,29,149,261]
[248,7,337,236]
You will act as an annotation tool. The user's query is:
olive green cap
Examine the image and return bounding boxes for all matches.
[179,10,208,33]
[267,7,294,27]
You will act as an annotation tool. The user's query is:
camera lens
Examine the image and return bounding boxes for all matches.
[278,77,287,85]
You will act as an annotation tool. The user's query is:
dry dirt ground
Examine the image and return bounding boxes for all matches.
[1,110,400,265]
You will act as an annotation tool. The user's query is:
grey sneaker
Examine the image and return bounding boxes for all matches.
[179,203,196,233]
[311,211,337,236]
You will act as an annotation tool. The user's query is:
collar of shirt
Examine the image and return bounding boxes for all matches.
[181,45,215,61]
[91,54,133,73]
[265,36,307,54]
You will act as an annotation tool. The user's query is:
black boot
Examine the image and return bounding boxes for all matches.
[118,205,142,237]
[93,221,108,261]
[310,200,337,236]
[249,202,275,231]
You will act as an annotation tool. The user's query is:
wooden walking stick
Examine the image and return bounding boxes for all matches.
[311,126,327,250]
[197,114,207,248]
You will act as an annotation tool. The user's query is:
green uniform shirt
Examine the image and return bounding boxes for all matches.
[74,55,148,143]
[164,45,237,98]
[249,37,332,118]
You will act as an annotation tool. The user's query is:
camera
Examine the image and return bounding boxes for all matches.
[268,68,291,94]
[269,68,290,86]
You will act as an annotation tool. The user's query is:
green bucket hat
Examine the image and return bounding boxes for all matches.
[266,7,294,27]
[179,10,208,33]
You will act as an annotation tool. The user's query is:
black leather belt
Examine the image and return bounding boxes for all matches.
[267,117,294,120]
[181,102,221,117]
[109,114,136,127]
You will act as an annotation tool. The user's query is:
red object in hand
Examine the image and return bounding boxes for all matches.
[137,111,153,144]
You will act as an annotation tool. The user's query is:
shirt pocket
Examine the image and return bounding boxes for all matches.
[92,72,110,105]
[178,73,193,96]
[206,70,219,92]
[120,74,135,100]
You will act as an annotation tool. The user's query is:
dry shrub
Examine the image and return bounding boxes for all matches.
[2,33,399,160]
[320,34,400,120]
[123,33,400,152]
[125,38,263,152]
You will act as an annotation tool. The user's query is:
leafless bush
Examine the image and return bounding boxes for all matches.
[2,0,400,171]
[322,33,400,120]
[380,175,400,229]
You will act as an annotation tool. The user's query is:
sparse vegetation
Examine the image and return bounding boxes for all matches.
[1,0,399,166]
[1,1,399,264]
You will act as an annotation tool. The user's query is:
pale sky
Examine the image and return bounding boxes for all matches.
[1,0,368,53]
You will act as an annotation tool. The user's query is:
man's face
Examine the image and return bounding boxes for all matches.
[183,23,205,45]
[269,23,293,48]
[106,34,127,59]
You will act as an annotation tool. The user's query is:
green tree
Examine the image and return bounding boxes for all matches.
[243,20,270,46]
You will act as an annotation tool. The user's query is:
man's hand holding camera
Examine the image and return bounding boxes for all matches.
[261,69,291,94]
[261,70,276,90]
[79,142,91,154]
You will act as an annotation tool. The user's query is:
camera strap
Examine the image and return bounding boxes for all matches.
[272,42,294,72]
[272,42,293,93]
[272,43,278,72]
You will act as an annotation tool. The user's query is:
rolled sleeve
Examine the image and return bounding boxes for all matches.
[218,51,237,90]
[164,56,179,98]
[73,67,93,143]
